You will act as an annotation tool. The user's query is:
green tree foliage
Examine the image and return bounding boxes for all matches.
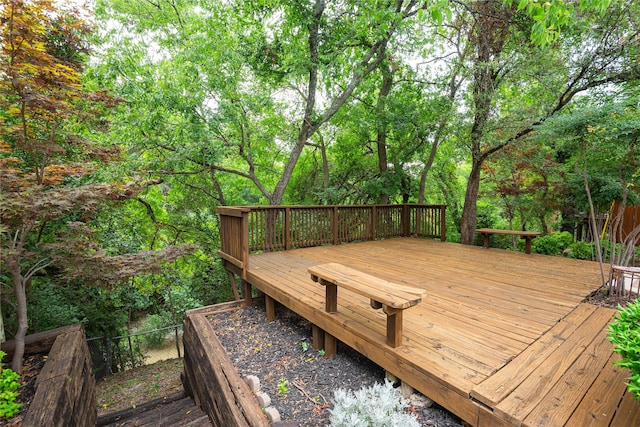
[89,0,638,248]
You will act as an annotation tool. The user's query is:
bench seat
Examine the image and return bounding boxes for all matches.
[476,228,541,254]
[308,262,426,348]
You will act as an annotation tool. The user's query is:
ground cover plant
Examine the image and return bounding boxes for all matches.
[330,380,420,427]
[0,351,22,419]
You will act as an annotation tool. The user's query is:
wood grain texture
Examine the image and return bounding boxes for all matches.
[22,325,96,427]
[233,237,639,426]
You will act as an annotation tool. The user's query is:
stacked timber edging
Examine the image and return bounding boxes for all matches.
[183,301,271,427]
[1,324,96,427]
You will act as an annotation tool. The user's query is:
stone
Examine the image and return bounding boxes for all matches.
[255,391,271,408]
[409,392,434,409]
[264,406,281,423]
[400,381,414,399]
[245,375,260,392]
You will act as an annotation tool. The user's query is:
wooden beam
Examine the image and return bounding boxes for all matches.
[384,306,403,348]
[228,271,240,301]
[1,323,82,358]
[243,280,253,306]
[312,325,324,350]
[265,294,276,321]
[324,332,337,359]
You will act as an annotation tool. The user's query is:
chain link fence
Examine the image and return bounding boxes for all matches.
[87,324,183,380]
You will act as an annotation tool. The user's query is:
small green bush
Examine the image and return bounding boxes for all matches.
[565,241,593,260]
[608,300,640,399]
[329,380,419,427]
[0,351,23,419]
[142,312,174,348]
[532,231,574,255]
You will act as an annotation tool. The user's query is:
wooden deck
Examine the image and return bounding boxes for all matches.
[241,237,639,427]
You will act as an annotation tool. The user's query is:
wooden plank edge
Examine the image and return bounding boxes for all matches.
[186,313,270,427]
[470,303,599,408]
[0,323,83,358]
[218,250,245,269]
[186,300,246,317]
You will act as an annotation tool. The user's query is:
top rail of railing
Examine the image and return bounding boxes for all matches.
[216,204,446,279]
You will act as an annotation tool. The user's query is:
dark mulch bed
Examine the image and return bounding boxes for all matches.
[210,303,463,427]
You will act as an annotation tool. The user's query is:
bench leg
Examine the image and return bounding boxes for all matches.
[312,325,324,350]
[524,237,533,254]
[384,306,403,348]
[325,282,338,313]
[482,233,490,249]
[265,294,276,322]
[324,332,337,359]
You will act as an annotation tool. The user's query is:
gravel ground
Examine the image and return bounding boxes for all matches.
[210,303,463,427]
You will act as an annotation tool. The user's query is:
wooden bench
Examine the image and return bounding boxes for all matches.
[308,262,426,349]
[476,228,541,254]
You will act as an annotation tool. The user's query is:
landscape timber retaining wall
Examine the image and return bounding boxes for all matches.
[1,324,96,427]
[183,300,270,427]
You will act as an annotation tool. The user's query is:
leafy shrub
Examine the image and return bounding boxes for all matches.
[329,380,419,427]
[27,284,86,332]
[565,241,593,260]
[142,312,174,348]
[0,351,22,419]
[141,284,202,348]
[532,231,574,255]
[609,300,640,399]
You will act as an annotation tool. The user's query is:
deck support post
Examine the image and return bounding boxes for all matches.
[228,271,240,301]
[324,332,337,359]
[383,305,403,348]
[312,325,324,350]
[265,295,276,322]
[242,280,253,307]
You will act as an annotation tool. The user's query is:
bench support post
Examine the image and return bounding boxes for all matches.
[320,280,338,313]
[482,234,490,249]
[384,306,403,348]
[524,237,534,255]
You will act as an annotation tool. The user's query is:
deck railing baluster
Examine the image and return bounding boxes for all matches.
[217,204,446,278]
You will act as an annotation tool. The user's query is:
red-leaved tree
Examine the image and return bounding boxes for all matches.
[0,0,192,373]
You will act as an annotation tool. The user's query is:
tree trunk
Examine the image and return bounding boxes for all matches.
[270,0,403,204]
[459,1,513,244]
[9,266,27,374]
[376,61,393,204]
[461,160,482,245]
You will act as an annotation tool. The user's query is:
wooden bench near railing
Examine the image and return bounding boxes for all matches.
[476,228,541,254]
[308,263,426,351]
[217,204,447,281]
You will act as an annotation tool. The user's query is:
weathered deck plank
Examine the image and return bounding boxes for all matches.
[242,238,638,426]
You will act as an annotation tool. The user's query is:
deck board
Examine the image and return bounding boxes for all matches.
[243,238,639,426]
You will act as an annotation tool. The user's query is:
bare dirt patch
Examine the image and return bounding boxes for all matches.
[95,358,184,416]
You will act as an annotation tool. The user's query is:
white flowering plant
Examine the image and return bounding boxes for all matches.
[329,379,420,427]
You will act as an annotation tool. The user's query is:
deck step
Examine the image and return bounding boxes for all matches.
[96,391,211,427]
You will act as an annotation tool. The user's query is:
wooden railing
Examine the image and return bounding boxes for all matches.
[217,204,446,278]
